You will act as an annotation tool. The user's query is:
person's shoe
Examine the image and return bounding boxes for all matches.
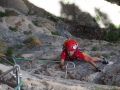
[100,56,109,64]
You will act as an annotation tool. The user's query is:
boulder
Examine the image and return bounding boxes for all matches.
[0,0,29,14]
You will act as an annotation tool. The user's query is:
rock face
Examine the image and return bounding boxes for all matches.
[0,1,120,90]
[0,0,29,13]
[1,64,120,90]
[0,6,5,12]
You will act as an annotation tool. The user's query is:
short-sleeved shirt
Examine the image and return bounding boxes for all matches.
[61,48,86,60]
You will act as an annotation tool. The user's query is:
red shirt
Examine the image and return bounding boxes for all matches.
[61,48,85,60]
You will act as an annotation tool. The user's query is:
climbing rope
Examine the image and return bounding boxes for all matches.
[0,56,22,90]
[13,57,76,78]
[0,55,76,90]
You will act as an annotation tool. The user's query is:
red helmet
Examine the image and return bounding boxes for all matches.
[64,38,78,50]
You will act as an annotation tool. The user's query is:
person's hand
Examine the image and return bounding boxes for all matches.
[59,63,66,70]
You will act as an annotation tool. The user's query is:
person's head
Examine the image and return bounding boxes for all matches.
[63,38,78,56]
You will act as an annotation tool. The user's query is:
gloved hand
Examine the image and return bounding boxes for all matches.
[95,66,102,72]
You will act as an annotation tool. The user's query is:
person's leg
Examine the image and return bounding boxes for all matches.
[85,54,109,64]
[85,54,101,62]
[84,55,97,67]
[84,55,102,72]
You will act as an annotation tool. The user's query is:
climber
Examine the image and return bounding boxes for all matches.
[59,38,109,72]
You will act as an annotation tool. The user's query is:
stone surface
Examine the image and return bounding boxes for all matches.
[0,0,29,13]
[0,1,120,89]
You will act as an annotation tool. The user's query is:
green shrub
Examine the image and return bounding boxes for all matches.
[23,37,41,48]
[23,31,32,35]
[91,45,99,51]
[103,30,120,42]
[47,16,58,22]
[51,31,59,35]
[9,26,18,32]
[32,20,39,26]
[5,47,13,57]
[102,53,110,58]
[109,23,117,29]
[110,51,117,56]
[43,12,58,22]
[5,47,14,63]
[0,12,9,17]
[95,14,100,21]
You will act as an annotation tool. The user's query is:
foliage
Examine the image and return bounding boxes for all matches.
[103,30,120,42]
[103,23,120,42]
[4,47,14,63]
[43,12,59,22]
[110,51,117,56]
[102,53,110,58]
[23,37,41,48]
[9,26,18,32]
[109,23,117,29]
[51,31,60,36]
[0,12,9,17]
[95,14,100,21]
[32,20,39,26]
[47,16,58,22]
[94,86,118,90]
[23,31,32,35]
[91,45,99,51]
[5,47,13,57]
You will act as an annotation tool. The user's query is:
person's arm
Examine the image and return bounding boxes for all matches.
[60,49,66,69]
[59,59,65,69]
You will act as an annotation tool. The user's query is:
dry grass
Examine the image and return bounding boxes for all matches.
[23,37,41,48]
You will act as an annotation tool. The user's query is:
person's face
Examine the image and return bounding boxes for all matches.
[67,50,75,56]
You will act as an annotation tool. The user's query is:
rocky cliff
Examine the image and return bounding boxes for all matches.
[0,0,120,90]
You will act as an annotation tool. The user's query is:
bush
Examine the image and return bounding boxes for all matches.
[95,14,100,22]
[91,45,99,51]
[51,31,59,36]
[43,12,59,22]
[109,23,117,29]
[5,47,13,57]
[0,12,9,17]
[23,37,41,48]
[102,53,110,58]
[9,26,18,32]
[23,31,32,35]
[110,51,117,56]
[103,30,120,42]
[32,20,39,26]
